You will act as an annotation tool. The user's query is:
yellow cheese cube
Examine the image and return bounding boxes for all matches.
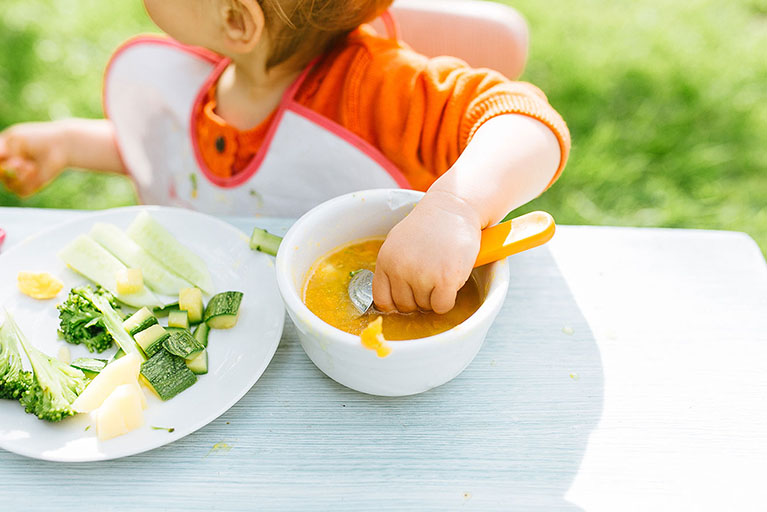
[116,268,144,295]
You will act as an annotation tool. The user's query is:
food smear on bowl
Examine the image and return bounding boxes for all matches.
[360,316,391,357]
[302,239,482,340]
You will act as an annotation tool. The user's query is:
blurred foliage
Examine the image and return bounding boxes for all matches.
[510,0,767,253]
[0,0,154,208]
[0,0,765,253]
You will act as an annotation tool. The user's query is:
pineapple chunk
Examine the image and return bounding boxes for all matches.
[116,268,144,295]
[72,353,142,413]
[179,287,203,324]
[92,383,145,441]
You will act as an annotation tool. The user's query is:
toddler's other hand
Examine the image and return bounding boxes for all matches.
[373,191,482,314]
[0,122,70,197]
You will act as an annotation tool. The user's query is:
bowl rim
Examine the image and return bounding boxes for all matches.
[275,189,511,352]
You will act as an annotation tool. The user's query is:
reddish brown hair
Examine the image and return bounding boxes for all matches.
[259,0,394,69]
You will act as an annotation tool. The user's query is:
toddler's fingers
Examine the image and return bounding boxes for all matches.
[430,285,458,315]
[3,162,37,197]
[413,284,435,311]
[389,276,418,313]
[372,270,395,313]
[0,134,8,160]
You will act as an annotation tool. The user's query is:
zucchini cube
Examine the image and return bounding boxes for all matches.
[168,310,190,329]
[179,287,204,324]
[163,329,204,359]
[140,351,197,401]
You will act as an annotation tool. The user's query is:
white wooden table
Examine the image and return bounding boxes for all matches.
[1,207,766,511]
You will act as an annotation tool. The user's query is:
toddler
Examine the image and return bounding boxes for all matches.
[0,0,570,314]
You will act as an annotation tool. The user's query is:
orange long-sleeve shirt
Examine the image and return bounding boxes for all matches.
[197,25,570,191]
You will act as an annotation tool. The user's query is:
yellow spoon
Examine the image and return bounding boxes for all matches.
[348,211,556,314]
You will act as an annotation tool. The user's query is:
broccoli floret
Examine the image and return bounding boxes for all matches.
[57,286,122,353]
[0,320,33,400]
[3,310,87,422]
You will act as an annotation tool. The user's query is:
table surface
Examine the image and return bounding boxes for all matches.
[1,207,766,511]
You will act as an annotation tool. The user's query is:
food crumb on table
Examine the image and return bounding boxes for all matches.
[208,442,233,455]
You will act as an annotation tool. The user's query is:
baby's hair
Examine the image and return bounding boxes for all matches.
[258,0,394,69]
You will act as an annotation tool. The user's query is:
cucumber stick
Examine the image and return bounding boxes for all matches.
[58,235,161,308]
[127,212,214,293]
[90,223,194,296]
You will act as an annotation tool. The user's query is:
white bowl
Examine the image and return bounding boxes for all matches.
[275,189,510,396]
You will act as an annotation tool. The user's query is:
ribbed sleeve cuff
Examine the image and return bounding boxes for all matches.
[461,91,572,188]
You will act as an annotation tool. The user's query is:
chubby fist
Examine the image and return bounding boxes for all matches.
[373,191,482,314]
[0,122,70,197]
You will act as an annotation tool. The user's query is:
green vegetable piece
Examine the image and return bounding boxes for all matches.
[168,310,190,330]
[163,329,204,359]
[122,307,158,336]
[81,287,145,359]
[249,227,282,256]
[179,287,204,324]
[185,349,208,375]
[110,348,125,363]
[3,310,87,422]
[204,292,243,329]
[153,302,180,318]
[70,358,108,378]
[193,322,210,348]
[134,324,170,358]
[140,350,196,401]
[57,286,121,353]
[0,316,33,400]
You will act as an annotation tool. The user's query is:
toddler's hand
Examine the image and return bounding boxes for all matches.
[0,122,71,197]
[373,191,482,314]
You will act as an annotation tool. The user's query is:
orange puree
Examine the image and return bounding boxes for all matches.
[302,239,482,340]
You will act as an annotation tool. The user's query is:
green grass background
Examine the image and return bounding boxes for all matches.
[1,0,766,252]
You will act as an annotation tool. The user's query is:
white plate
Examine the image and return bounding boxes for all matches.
[0,206,284,462]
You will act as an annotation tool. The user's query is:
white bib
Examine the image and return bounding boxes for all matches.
[104,37,409,216]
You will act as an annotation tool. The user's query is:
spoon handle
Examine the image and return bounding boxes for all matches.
[474,211,555,268]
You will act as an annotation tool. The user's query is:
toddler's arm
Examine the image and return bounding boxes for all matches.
[0,119,124,197]
[372,114,560,314]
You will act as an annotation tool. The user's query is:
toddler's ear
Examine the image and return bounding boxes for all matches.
[219,0,265,53]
